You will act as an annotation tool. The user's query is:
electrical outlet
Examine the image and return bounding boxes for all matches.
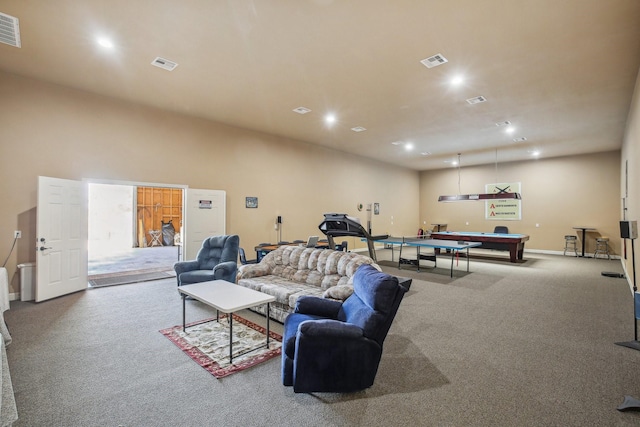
[14,230,21,238]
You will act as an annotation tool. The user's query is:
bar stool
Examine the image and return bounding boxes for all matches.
[593,237,611,260]
[563,235,578,256]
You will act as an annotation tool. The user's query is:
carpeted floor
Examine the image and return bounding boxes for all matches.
[4,251,640,426]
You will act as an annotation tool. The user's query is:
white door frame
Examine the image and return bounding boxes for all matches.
[85,178,188,258]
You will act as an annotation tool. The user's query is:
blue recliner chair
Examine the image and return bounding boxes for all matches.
[282,264,411,393]
[174,235,240,286]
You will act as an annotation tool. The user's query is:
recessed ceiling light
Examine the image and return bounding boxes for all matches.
[513,137,527,142]
[505,126,516,134]
[351,126,366,132]
[495,121,511,127]
[528,149,540,157]
[97,37,114,49]
[450,75,464,86]
[404,143,414,151]
[391,141,403,146]
[324,114,336,125]
[293,107,311,114]
[420,152,431,156]
[466,96,487,104]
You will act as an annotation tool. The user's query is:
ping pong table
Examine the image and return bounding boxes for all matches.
[370,237,482,277]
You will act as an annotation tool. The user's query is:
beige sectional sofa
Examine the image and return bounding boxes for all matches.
[236,245,379,323]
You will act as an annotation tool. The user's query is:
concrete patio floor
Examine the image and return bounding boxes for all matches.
[88,245,180,277]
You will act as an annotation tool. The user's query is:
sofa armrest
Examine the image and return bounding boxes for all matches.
[294,296,342,318]
[237,262,272,279]
[174,260,199,276]
[173,260,199,285]
[396,276,412,292]
[298,319,363,339]
[213,261,237,281]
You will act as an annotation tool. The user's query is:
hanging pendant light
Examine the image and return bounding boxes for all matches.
[438,193,522,202]
[437,152,522,202]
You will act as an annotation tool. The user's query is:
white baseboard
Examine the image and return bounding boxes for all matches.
[360,245,621,260]
[524,248,621,260]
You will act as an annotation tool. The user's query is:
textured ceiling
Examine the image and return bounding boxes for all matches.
[1,0,639,170]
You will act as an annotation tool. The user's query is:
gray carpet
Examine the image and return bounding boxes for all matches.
[4,252,640,426]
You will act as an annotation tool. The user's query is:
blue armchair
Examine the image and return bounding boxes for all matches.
[282,264,411,393]
[174,235,240,286]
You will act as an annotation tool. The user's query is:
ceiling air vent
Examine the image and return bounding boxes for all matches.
[466,95,487,105]
[420,53,448,68]
[0,12,21,48]
[151,57,178,71]
[293,107,311,114]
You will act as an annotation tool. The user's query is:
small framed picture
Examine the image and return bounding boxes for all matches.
[246,197,258,208]
[374,203,380,215]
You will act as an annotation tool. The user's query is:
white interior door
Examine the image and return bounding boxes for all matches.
[36,176,88,302]
[184,189,226,260]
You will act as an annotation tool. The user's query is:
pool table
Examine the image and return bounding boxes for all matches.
[431,231,530,263]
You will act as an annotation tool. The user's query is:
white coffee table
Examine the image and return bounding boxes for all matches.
[178,280,276,363]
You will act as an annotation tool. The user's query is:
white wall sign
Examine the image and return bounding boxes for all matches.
[485,182,521,220]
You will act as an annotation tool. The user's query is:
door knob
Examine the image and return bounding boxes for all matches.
[39,246,51,251]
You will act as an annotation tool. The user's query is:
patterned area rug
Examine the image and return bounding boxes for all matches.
[160,315,282,378]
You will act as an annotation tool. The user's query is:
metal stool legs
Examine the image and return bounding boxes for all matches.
[563,235,578,256]
[593,237,611,260]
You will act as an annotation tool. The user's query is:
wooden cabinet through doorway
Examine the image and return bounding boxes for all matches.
[136,187,183,247]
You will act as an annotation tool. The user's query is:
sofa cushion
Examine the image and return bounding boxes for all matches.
[323,285,354,301]
[238,276,324,306]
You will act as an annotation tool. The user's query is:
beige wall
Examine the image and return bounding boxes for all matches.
[0,71,419,294]
[621,67,640,288]
[1,67,635,297]
[419,151,621,255]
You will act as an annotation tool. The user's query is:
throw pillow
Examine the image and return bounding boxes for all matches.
[323,285,354,301]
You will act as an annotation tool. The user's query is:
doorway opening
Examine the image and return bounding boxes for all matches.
[87,182,183,287]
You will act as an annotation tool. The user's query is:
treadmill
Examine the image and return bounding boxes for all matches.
[318,213,388,261]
